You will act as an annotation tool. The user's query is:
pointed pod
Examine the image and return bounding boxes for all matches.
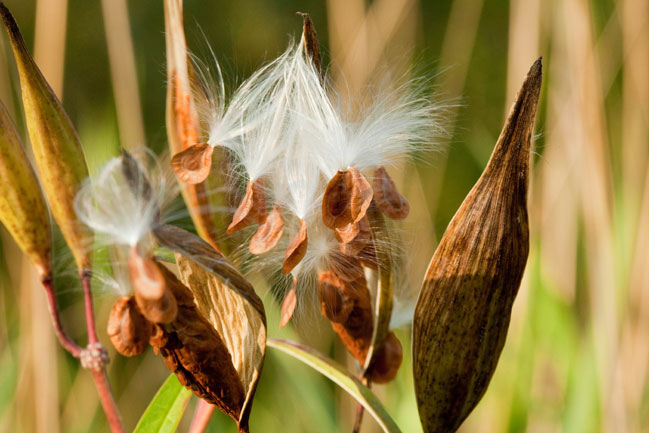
[107,296,152,357]
[0,5,92,271]
[412,59,542,433]
[0,98,51,279]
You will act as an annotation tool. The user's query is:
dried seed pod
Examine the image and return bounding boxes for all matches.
[149,266,246,420]
[0,98,51,279]
[297,12,323,78]
[318,270,373,365]
[227,179,267,234]
[366,331,403,384]
[249,205,284,255]
[128,246,178,324]
[322,168,373,229]
[412,59,541,433]
[0,5,92,271]
[164,0,226,252]
[373,166,410,220]
[279,279,297,328]
[107,296,151,357]
[282,219,308,274]
[170,142,214,184]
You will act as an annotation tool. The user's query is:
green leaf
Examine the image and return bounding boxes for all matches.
[267,338,402,433]
[134,374,192,433]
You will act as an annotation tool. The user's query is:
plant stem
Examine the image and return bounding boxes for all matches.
[188,399,216,433]
[352,402,365,433]
[41,277,82,358]
[80,271,125,433]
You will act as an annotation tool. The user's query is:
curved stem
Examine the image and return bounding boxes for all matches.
[81,270,99,345]
[188,399,216,433]
[92,369,125,433]
[41,277,82,358]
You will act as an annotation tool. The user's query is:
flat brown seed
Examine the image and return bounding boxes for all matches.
[227,179,267,234]
[373,166,410,219]
[107,296,152,357]
[128,246,178,324]
[282,219,308,274]
[171,142,214,184]
[348,167,373,224]
[322,170,353,229]
[366,331,403,384]
[249,205,284,254]
[318,271,353,323]
[329,254,365,282]
[334,222,360,244]
[338,216,372,256]
[279,280,298,328]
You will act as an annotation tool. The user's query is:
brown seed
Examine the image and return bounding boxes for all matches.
[373,166,410,220]
[282,219,308,274]
[171,142,214,184]
[329,254,365,282]
[107,296,152,357]
[318,271,353,323]
[322,168,373,230]
[249,205,284,255]
[334,222,360,244]
[279,279,297,328]
[337,216,372,256]
[128,246,178,324]
[297,12,323,78]
[227,179,267,234]
[366,331,403,384]
[318,270,373,365]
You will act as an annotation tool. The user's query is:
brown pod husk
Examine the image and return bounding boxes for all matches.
[227,179,267,234]
[412,59,541,433]
[249,205,284,255]
[150,265,246,421]
[282,219,308,274]
[279,279,298,328]
[107,296,152,357]
[373,166,410,220]
[128,246,178,324]
[318,270,373,364]
[170,142,214,184]
[365,331,403,384]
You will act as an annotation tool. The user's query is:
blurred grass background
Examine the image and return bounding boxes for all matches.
[0,0,647,432]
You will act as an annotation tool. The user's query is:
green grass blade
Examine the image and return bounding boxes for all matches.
[133,374,192,433]
[267,338,402,433]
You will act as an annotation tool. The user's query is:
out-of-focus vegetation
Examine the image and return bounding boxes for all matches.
[0,0,646,432]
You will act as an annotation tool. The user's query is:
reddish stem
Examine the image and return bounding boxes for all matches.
[41,277,83,358]
[81,270,99,345]
[92,369,125,433]
[189,399,216,433]
[351,403,365,433]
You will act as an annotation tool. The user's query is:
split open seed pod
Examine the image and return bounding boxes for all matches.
[0,98,51,279]
[164,0,227,252]
[412,59,542,433]
[0,4,92,271]
[149,263,246,423]
[153,224,266,433]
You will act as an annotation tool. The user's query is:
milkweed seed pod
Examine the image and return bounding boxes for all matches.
[128,246,178,324]
[149,263,246,425]
[412,59,542,433]
[107,296,152,357]
[0,98,51,279]
[0,5,92,271]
